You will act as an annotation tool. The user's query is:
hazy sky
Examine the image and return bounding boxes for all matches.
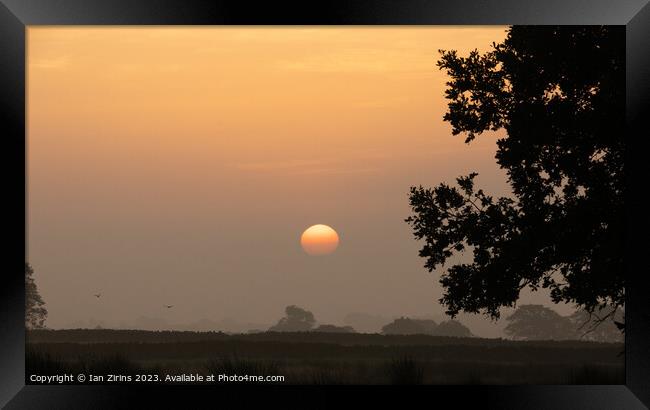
[28,27,574,336]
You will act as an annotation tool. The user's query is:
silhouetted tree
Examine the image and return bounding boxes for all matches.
[505,304,625,342]
[406,27,625,327]
[268,305,316,332]
[381,317,438,335]
[26,263,47,329]
[312,324,356,333]
[433,320,473,338]
[504,305,575,340]
[568,307,624,343]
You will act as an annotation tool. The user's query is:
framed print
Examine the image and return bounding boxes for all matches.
[1,0,649,408]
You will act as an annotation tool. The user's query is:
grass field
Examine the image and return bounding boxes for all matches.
[26,329,624,385]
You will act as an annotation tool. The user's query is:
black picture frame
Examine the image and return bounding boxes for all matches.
[1,0,649,408]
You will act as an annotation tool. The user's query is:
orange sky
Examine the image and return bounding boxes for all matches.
[28,27,506,171]
[27,27,568,335]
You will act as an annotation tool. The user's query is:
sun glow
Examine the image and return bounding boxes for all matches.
[300,224,340,256]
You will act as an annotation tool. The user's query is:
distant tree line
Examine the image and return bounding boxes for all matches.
[505,304,623,342]
[381,317,473,338]
[267,305,474,337]
[265,304,623,341]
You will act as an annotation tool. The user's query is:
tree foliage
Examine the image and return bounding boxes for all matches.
[406,26,625,322]
[268,305,316,332]
[26,263,48,329]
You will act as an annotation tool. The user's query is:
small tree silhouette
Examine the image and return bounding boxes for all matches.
[504,305,575,341]
[26,263,48,329]
[268,305,316,332]
[433,320,473,338]
[568,307,624,343]
[505,304,625,341]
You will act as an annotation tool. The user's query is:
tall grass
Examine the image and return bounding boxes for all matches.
[462,371,483,385]
[26,347,73,375]
[205,355,281,379]
[78,353,144,376]
[27,332,625,385]
[567,364,624,384]
[385,355,424,385]
[26,346,146,382]
[308,366,349,385]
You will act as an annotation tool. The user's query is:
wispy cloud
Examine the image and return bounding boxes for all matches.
[232,156,381,176]
[234,158,330,171]
[353,97,411,108]
[294,167,380,176]
[275,49,434,75]
[30,57,69,70]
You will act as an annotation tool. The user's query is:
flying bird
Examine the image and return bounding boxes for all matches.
[93,293,101,298]
[164,305,173,309]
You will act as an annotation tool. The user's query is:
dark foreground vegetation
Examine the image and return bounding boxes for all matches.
[27,329,623,385]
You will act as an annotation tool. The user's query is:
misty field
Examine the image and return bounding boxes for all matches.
[26,330,624,385]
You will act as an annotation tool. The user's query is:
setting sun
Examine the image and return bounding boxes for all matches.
[300,224,339,255]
